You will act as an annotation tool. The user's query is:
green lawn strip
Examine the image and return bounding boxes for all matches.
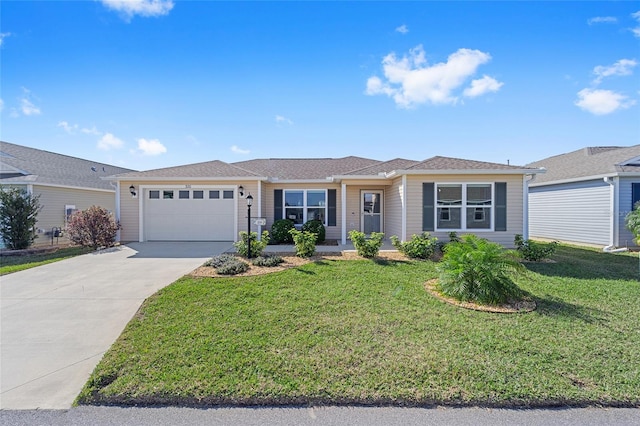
[77,247,640,407]
[0,246,92,275]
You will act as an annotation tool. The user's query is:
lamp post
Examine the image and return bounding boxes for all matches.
[246,194,253,258]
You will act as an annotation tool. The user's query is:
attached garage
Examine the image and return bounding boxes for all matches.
[142,186,237,241]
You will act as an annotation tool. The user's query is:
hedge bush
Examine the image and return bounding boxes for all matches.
[349,230,384,258]
[271,219,295,244]
[301,220,325,243]
[390,232,438,259]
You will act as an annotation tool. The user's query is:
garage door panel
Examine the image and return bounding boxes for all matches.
[144,189,236,241]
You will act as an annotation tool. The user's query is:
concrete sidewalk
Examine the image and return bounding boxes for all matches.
[0,242,230,409]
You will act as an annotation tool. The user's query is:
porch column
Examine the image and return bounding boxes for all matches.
[341,182,347,245]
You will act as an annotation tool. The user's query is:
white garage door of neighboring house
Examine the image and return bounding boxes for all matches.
[144,188,236,241]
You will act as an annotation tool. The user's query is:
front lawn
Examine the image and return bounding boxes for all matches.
[77,245,640,407]
[0,246,92,275]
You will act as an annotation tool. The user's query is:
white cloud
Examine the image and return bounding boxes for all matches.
[58,121,79,134]
[587,16,617,25]
[365,45,500,107]
[137,138,166,155]
[593,59,637,84]
[0,32,11,47]
[275,115,293,125]
[16,88,41,116]
[100,0,174,20]
[463,75,503,98]
[231,145,250,155]
[575,88,636,115]
[395,24,409,34]
[632,11,640,38]
[82,126,101,135]
[98,133,125,150]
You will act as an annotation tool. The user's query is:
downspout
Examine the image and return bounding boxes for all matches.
[603,177,628,253]
[523,174,536,240]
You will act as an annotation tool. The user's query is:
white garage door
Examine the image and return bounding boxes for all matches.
[144,188,236,241]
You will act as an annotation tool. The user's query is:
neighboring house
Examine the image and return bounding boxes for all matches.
[527,145,640,249]
[109,156,542,248]
[0,141,135,246]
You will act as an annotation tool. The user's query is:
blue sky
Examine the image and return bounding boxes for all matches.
[1,1,639,171]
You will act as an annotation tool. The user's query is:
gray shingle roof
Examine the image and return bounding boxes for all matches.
[232,157,380,180]
[407,156,533,171]
[527,145,640,184]
[114,160,261,179]
[344,158,420,176]
[0,141,135,191]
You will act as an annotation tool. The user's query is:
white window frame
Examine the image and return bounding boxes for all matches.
[435,183,494,232]
[283,189,328,227]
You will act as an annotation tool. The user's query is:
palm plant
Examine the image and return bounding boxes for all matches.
[437,234,524,305]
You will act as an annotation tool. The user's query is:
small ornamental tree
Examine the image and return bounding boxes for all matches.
[66,205,120,250]
[0,186,42,250]
[625,202,640,245]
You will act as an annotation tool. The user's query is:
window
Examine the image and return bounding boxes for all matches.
[163,190,174,199]
[179,190,190,199]
[209,190,220,199]
[223,190,234,199]
[193,190,204,199]
[65,205,76,224]
[436,183,493,231]
[283,190,326,225]
[149,190,160,199]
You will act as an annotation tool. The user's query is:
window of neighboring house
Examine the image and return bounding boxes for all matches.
[65,205,76,224]
[193,190,204,199]
[436,183,493,231]
[163,190,174,199]
[179,190,190,199]
[284,189,327,225]
[209,190,220,199]
[149,190,160,199]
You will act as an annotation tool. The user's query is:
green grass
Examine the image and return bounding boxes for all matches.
[77,245,640,408]
[0,246,91,275]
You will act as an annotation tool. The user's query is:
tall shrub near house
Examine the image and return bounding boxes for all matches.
[0,186,42,250]
[626,202,640,245]
[66,205,120,250]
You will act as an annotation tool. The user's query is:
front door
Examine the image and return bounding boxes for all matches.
[361,191,382,234]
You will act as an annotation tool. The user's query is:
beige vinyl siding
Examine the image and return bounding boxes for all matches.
[33,185,116,246]
[263,183,342,241]
[384,177,403,240]
[405,174,524,248]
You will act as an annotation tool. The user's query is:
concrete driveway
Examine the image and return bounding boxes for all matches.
[0,242,231,409]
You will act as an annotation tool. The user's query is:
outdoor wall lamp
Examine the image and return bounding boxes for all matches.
[238,185,244,197]
[129,185,137,197]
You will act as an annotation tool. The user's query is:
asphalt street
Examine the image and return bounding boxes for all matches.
[1,406,639,426]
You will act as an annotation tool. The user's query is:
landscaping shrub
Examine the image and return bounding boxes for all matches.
[216,258,249,275]
[514,234,558,262]
[390,232,438,259]
[234,231,270,258]
[437,234,524,305]
[625,201,640,245]
[0,187,42,250]
[271,219,295,244]
[349,230,384,258]
[66,205,120,250]
[301,219,326,243]
[204,254,237,268]
[252,255,284,267]
[289,229,317,258]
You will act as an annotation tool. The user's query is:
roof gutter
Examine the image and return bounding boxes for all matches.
[102,176,268,182]
[387,168,545,177]
[529,171,640,188]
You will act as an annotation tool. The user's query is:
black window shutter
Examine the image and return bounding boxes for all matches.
[327,189,337,226]
[633,183,640,209]
[422,182,434,232]
[495,182,507,231]
[274,189,283,220]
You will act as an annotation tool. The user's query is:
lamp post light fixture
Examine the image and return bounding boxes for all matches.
[246,193,253,258]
